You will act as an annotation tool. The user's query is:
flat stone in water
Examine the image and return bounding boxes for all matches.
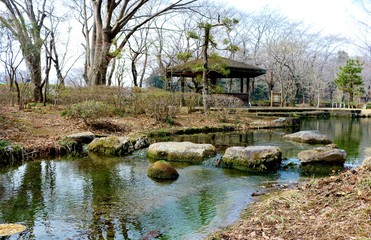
[65,131,95,144]
[222,145,282,171]
[298,146,346,164]
[0,223,26,236]
[283,130,332,144]
[147,141,216,163]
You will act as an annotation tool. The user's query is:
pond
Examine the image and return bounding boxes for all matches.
[0,117,370,239]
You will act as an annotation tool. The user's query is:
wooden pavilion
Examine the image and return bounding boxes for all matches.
[166,56,266,105]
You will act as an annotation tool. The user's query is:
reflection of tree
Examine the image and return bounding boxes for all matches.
[78,154,119,239]
[0,161,44,239]
[178,178,217,229]
[301,118,362,162]
[78,153,142,239]
[333,118,361,161]
[198,190,216,225]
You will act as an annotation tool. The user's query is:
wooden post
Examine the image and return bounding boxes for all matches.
[246,78,250,106]
[180,77,185,106]
[240,78,243,93]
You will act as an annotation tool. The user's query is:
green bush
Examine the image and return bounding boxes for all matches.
[365,102,371,109]
[64,100,115,125]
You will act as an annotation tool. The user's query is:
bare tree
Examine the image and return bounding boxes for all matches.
[65,0,94,85]
[127,24,151,87]
[86,0,196,86]
[0,0,49,102]
[0,30,23,91]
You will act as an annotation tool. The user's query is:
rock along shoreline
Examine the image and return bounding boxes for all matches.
[0,117,299,166]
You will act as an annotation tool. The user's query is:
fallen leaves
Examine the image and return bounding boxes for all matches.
[211,164,371,240]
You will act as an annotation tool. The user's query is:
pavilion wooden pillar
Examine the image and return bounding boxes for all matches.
[246,78,250,106]
[180,77,185,106]
[211,77,217,93]
[240,78,244,93]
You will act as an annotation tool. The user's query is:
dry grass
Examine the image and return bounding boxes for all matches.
[0,104,282,149]
[211,163,371,240]
[0,103,291,161]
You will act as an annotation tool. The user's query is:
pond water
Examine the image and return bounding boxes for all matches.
[0,118,370,239]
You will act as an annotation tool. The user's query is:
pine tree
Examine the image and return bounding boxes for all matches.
[334,58,364,104]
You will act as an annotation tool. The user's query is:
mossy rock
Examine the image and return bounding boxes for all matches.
[88,136,133,156]
[88,135,149,156]
[59,131,95,154]
[126,133,150,150]
[0,140,23,164]
[147,142,216,163]
[222,146,282,172]
[299,163,344,176]
[147,160,179,180]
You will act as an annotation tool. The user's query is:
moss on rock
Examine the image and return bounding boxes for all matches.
[222,146,282,172]
[88,135,149,156]
[0,140,23,164]
[147,160,179,180]
[88,136,130,156]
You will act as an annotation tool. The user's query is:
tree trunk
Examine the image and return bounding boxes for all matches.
[107,57,116,86]
[88,40,111,86]
[139,50,148,88]
[24,55,43,102]
[88,0,111,86]
[202,27,211,115]
[131,53,139,87]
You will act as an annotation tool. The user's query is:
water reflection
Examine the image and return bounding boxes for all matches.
[0,118,369,239]
[301,117,371,165]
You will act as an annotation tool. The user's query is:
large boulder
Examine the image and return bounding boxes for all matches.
[283,130,332,144]
[88,135,149,156]
[147,142,216,163]
[59,131,96,153]
[65,131,95,144]
[127,133,150,150]
[222,146,282,172]
[298,145,346,164]
[147,161,179,180]
[0,141,23,164]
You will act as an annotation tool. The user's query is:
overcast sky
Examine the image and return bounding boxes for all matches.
[222,0,363,34]
[217,0,368,54]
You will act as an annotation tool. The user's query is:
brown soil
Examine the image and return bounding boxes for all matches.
[210,163,371,240]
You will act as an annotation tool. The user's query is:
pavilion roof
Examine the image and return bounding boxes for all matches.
[166,56,266,78]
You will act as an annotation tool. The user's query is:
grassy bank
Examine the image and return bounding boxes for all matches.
[0,104,296,163]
